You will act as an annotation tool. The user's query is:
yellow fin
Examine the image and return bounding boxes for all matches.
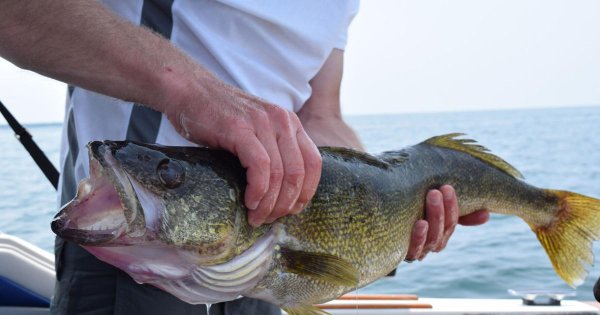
[283,306,331,315]
[423,133,524,179]
[532,190,600,286]
[280,247,359,287]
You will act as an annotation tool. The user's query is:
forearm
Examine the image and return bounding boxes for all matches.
[297,49,363,150]
[0,1,207,112]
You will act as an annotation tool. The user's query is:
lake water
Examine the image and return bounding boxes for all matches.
[1,106,599,300]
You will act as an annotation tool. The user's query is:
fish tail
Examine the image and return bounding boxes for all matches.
[530,190,600,287]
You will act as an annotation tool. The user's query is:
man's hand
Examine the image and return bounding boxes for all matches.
[164,76,323,227]
[404,185,490,261]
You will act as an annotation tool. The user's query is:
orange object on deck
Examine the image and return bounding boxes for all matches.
[316,302,433,309]
[316,294,433,310]
[338,294,418,301]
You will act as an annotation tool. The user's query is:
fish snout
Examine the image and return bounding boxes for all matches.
[51,199,125,245]
[51,209,69,234]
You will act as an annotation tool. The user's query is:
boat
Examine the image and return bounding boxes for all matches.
[0,233,53,314]
[1,233,599,315]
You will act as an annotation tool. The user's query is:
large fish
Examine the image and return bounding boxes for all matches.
[51,134,600,315]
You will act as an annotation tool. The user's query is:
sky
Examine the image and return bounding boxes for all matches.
[1,0,599,124]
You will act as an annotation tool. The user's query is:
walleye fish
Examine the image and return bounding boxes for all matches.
[51,134,600,315]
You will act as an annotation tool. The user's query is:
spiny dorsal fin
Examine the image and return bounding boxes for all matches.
[423,133,524,179]
[280,247,359,287]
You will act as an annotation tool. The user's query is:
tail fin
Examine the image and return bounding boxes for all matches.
[531,190,600,286]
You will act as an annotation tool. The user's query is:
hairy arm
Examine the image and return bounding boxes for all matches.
[299,49,489,261]
[0,1,174,107]
[0,1,321,227]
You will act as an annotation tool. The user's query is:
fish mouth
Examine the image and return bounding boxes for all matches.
[51,141,146,246]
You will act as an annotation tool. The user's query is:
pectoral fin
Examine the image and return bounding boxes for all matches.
[280,247,359,287]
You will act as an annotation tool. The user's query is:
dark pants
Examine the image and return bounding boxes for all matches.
[50,239,281,315]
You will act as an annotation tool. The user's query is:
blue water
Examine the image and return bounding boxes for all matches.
[1,106,599,300]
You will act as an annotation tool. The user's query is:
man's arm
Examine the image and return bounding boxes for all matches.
[298,49,490,260]
[0,1,320,227]
[297,49,363,150]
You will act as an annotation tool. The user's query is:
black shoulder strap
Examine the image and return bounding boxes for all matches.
[0,99,59,190]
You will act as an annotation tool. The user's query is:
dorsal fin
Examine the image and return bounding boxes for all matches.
[423,133,524,179]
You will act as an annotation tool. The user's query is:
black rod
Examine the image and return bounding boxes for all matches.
[0,99,59,190]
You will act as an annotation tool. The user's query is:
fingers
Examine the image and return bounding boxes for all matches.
[233,132,271,226]
[458,209,489,226]
[404,220,428,262]
[245,125,284,227]
[405,185,491,263]
[264,114,322,223]
[240,109,321,227]
[291,130,322,214]
[264,122,305,223]
[437,185,459,252]
[422,189,444,259]
[405,185,460,262]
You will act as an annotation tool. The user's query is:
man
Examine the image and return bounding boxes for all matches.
[0,1,488,314]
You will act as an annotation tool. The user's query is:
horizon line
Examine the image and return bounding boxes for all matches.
[1,104,598,127]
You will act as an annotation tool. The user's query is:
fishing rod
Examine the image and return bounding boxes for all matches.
[0,99,59,190]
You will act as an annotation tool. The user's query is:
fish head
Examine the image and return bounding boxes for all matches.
[51,141,245,263]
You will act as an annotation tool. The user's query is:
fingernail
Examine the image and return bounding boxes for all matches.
[427,192,441,205]
[415,245,424,259]
[443,190,454,200]
[248,217,261,227]
[294,202,306,214]
[436,239,449,252]
[404,258,416,263]
[416,222,427,236]
[418,245,429,261]
[247,200,259,210]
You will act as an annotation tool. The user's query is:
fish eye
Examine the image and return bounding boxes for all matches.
[157,159,185,189]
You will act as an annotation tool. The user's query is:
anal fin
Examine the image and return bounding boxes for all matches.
[280,247,359,287]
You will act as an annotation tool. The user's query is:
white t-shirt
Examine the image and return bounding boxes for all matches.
[58,0,359,204]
